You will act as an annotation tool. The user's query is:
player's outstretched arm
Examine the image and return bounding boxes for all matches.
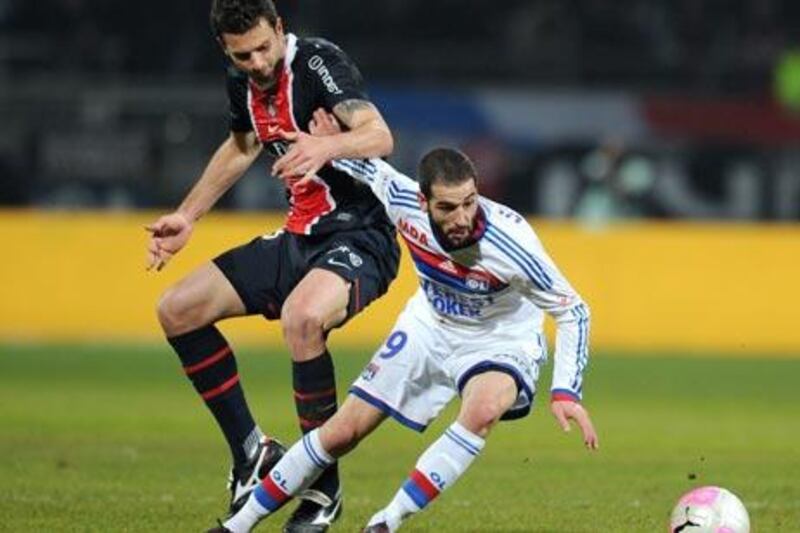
[547,303,599,451]
[551,398,599,450]
[145,131,261,271]
[503,219,599,450]
[145,212,192,272]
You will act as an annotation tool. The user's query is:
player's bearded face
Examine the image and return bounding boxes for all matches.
[424,180,479,248]
[221,17,286,90]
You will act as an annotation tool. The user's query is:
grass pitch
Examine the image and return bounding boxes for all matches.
[0,343,798,532]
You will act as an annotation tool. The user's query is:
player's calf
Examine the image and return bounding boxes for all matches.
[157,263,263,484]
[316,393,387,457]
[365,421,486,532]
[318,412,367,457]
[360,374,516,531]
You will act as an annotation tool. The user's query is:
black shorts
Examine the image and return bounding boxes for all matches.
[213,226,400,323]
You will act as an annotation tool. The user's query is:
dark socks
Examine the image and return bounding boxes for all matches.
[168,326,261,473]
[292,351,340,499]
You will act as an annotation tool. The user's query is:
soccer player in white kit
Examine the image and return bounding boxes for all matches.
[212,141,599,533]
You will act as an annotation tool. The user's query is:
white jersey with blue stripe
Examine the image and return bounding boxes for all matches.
[332,158,591,400]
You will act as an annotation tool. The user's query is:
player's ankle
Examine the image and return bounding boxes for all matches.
[382,508,404,530]
[367,509,398,529]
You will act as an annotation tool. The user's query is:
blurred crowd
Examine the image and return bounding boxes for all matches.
[1,0,796,89]
[1,0,799,219]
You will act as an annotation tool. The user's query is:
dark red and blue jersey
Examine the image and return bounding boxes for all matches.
[227,33,391,236]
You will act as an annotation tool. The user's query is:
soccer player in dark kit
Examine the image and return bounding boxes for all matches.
[145,1,399,530]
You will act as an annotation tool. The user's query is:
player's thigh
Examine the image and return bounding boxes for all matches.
[319,394,387,457]
[213,232,299,319]
[305,228,400,328]
[158,261,246,333]
[351,303,455,432]
[281,268,351,331]
[448,346,542,423]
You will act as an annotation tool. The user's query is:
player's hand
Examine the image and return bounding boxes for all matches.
[272,129,336,188]
[309,108,342,137]
[551,399,599,451]
[144,212,193,271]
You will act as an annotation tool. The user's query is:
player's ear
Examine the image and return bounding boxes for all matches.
[418,192,429,213]
[274,17,284,37]
[216,36,227,53]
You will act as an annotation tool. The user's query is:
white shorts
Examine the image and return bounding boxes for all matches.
[350,298,545,432]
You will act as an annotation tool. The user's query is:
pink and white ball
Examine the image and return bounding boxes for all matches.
[669,486,750,532]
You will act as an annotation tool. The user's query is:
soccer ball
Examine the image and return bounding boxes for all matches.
[669,486,750,532]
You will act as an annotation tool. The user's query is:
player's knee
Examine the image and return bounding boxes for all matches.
[156,287,202,336]
[461,401,505,437]
[281,303,325,346]
[156,288,180,333]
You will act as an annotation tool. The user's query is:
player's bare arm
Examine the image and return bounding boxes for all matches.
[272,99,392,184]
[177,131,262,222]
[146,131,262,271]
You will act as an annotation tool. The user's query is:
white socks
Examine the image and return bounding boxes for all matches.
[368,421,485,530]
[225,422,486,532]
[224,430,334,533]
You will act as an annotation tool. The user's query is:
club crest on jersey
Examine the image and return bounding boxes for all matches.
[399,219,429,246]
[465,273,491,292]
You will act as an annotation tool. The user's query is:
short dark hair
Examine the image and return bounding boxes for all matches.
[418,148,478,198]
[210,0,278,38]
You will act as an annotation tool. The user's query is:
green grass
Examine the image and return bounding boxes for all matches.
[1,344,798,532]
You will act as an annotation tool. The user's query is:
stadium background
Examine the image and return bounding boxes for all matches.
[1,1,799,531]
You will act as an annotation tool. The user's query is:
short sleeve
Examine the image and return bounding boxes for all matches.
[304,39,369,110]
[226,67,253,133]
